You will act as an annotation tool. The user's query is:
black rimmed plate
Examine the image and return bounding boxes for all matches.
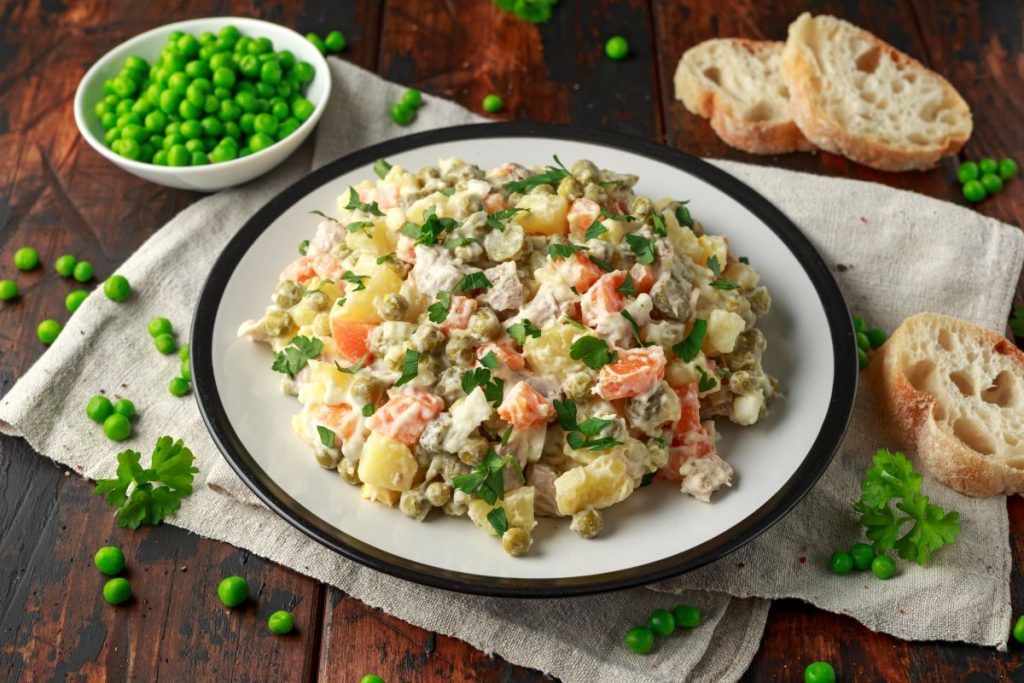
[192,123,857,597]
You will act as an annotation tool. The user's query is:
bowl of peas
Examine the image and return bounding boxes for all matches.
[73,17,331,191]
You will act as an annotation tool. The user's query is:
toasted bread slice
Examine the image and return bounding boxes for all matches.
[674,38,814,155]
[780,13,972,172]
[872,313,1024,497]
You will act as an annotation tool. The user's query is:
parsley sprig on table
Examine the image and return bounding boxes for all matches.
[853,449,961,565]
[94,436,199,529]
[271,336,322,376]
[1011,306,1024,339]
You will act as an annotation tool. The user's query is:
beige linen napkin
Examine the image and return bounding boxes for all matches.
[2,59,1022,681]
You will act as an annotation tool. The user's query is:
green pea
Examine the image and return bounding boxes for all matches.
[252,37,273,55]
[144,110,168,134]
[269,98,289,121]
[103,577,131,605]
[73,261,94,282]
[113,398,135,420]
[849,542,876,570]
[979,157,997,175]
[165,120,181,135]
[980,173,1003,194]
[267,610,295,635]
[219,25,240,43]
[276,81,294,99]
[865,328,887,348]
[86,395,114,423]
[185,138,205,153]
[324,30,346,53]
[167,144,191,167]
[305,32,326,54]
[605,35,629,60]
[167,71,189,93]
[162,133,184,150]
[158,89,181,114]
[213,86,232,100]
[390,102,414,126]
[254,113,278,136]
[66,289,88,311]
[249,133,275,153]
[209,144,238,163]
[103,127,119,145]
[217,575,249,607]
[181,358,192,381]
[260,60,283,85]
[152,149,168,165]
[115,139,143,160]
[0,279,18,301]
[857,348,869,370]
[962,179,986,203]
[203,93,220,115]
[223,121,241,140]
[238,146,253,158]
[169,376,191,397]
[122,123,147,142]
[804,661,836,683]
[277,50,296,70]
[124,55,148,72]
[54,254,77,277]
[130,98,152,115]
[1012,615,1024,644]
[94,546,126,576]
[101,111,117,130]
[212,66,236,89]
[220,99,242,121]
[111,75,136,98]
[623,626,654,654]
[482,94,503,113]
[209,52,232,70]
[829,550,853,574]
[185,59,210,79]
[179,343,190,360]
[14,246,39,271]
[255,81,276,98]
[103,274,132,302]
[293,61,314,84]
[672,604,701,628]
[235,90,257,113]
[179,99,203,121]
[239,112,256,134]
[115,98,134,115]
[148,317,173,338]
[871,554,896,579]
[116,112,141,129]
[277,118,301,140]
[646,608,675,636]
[190,151,208,166]
[233,36,251,54]
[998,157,1018,180]
[360,677,385,683]
[102,413,132,441]
[154,333,177,354]
[856,332,870,351]
[176,33,199,58]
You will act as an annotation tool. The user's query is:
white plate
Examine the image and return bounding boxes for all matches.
[192,124,857,596]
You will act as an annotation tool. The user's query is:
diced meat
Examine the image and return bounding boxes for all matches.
[498,381,555,430]
[411,245,463,298]
[526,463,561,517]
[594,346,666,400]
[307,220,347,256]
[478,261,523,312]
[367,391,445,446]
[505,282,577,331]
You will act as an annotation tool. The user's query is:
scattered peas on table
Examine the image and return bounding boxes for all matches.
[104,274,132,302]
[391,88,425,126]
[804,661,837,683]
[482,93,503,114]
[14,247,40,271]
[827,550,853,575]
[102,577,132,605]
[870,554,897,580]
[360,676,386,683]
[37,319,62,345]
[0,280,18,301]
[1013,615,1024,644]
[103,413,132,442]
[267,610,295,635]
[852,315,887,369]
[55,254,78,277]
[217,575,250,607]
[956,156,1017,203]
[624,604,701,654]
[94,546,126,576]
[605,35,629,60]
[73,261,94,282]
[86,395,115,423]
[66,289,88,311]
[169,376,191,397]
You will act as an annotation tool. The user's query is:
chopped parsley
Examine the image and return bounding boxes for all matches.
[298,239,310,255]
[493,0,559,24]
[639,471,657,487]
[344,187,384,216]
[620,310,650,345]
[453,271,493,293]
[461,364,505,407]
[651,212,667,237]
[335,353,368,374]
[487,507,509,536]
[705,255,739,290]
[94,436,199,529]
[696,365,717,393]
[427,291,453,323]
[503,155,572,193]
[400,207,459,246]
[341,271,368,292]
[600,206,635,222]
[271,336,322,377]
[709,279,740,291]
[302,278,333,297]
[589,256,614,272]
[548,243,588,260]
[501,425,514,446]
[674,202,693,229]
[553,399,622,451]
[394,349,420,387]
[617,272,636,297]
[486,207,529,232]
[309,209,338,222]
[336,297,347,308]
[373,158,392,179]
[672,319,707,362]
[739,256,750,265]
[376,252,396,265]
[362,403,375,417]
[452,449,519,505]
[445,236,479,249]
[624,233,656,265]
[478,350,499,369]
[562,316,588,330]
[508,318,541,346]
[569,335,615,370]
[584,219,608,241]
[346,220,375,236]
[317,425,336,449]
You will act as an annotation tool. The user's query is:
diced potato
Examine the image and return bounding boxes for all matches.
[297,359,356,406]
[663,209,702,261]
[467,486,537,537]
[598,219,625,245]
[357,432,419,491]
[732,392,763,426]
[361,484,400,507]
[514,194,569,236]
[333,254,403,323]
[523,322,588,381]
[554,454,635,515]
[665,358,700,388]
[705,310,745,354]
[698,235,728,272]
[345,218,395,256]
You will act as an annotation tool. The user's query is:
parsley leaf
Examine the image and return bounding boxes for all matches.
[373,158,392,179]
[617,272,636,297]
[1011,307,1024,338]
[706,255,739,290]
[298,239,310,255]
[674,202,693,229]
[620,310,647,345]
[309,209,338,222]
[334,353,368,374]
[400,208,459,246]
[566,433,621,451]
[452,450,515,505]
[344,186,384,216]
[552,400,621,451]
[709,279,740,291]
[503,155,572,192]
[453,271,493,293]
[302,278,334,297]
[501,425,514,446]
[852,449,961,565]
[739,256,750,265]
[487,507,509,536]
[584,219,608,241]
[651,212,667,237]
[271,336,323,377]
[317,425,336,449]
[428,291,452,323]
[94,436,199,529]
[478,350,499,369]
[341,271,368,292]
[394,349,420,387]
[706,255,721,277]
[569,335,615,370]
[589,256,615,272]
[600,206,635,222]
[672,319,707,362]
[484,376,505,407]
[376,252,396,265]
[562,316,588,330]
[696,365,717,393]
[578,416,613,437]
[625,233,656,265]
[553,398,578,432]
[462,367,492,394]
[362,403,375,417]
[486,207,529,232]
[445,236,478,249]
[346,220,375,236]
[508,318,541,346]
[548,243,588,260]
[493,0,559,24]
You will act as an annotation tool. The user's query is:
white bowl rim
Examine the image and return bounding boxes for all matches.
[73,16,331,177]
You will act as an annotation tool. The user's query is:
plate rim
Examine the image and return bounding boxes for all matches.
[191,122,858,598]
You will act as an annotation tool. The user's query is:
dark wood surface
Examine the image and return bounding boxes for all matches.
[1,1,1022,680]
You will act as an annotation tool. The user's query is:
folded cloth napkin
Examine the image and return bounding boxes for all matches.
[2,59,1022,681]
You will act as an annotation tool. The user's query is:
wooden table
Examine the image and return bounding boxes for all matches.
[2,1,1022,680]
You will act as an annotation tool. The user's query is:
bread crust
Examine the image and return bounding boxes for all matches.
[781,13,972,172]
[872,313,1024,497]
[674,38,814,155]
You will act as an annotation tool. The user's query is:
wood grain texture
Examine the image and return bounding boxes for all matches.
[1,0,1023,681]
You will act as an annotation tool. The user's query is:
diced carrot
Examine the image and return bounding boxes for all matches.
[331,320,376,363]
[497,381,554,430]
[629,263,656,293]
[554,252,604,294]
[311,253,344,281]
[566,198,601,238]
[280,256,316,283]
[367,391,444,445]
[440,295,477,332]
[594,346,666,400]
[396,234,417,264]
[483,192,507,214]
[315,403,359,441]
[580,270,626,326]
[658,383,716,482]
[477,341,525,371]
[376,184,400,210]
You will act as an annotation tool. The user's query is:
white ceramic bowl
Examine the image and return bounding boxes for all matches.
[73,17,330,192]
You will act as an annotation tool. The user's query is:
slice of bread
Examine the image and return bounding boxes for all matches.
[781,13,972,172]
[674,38,814,155]
[872,313,1024,497]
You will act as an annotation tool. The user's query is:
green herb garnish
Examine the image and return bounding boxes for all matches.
[399,207,459,246]
[454,271,493,293]
[487,507,509,535]
[373,158,392,179]
[428,291,453,323]
[317,425,336,448]
[478,350,499,369]
[562,316,588,330]
[584,219,608,241]
[548,243,588,260]
[309,209,338,222]
[651,213,667,237]
[445,236,479,249]
[452,449,516,505]
[600,206,635,222]
[569,335,615,370]
[706,255,739,290]
[696,365,716,393]
[503,155,572,192]
[674,202,693,229]
[624,233,656,265]
[271,336,323,376]
[672,319,707,362]
[617,272,636,297]
[298,239,310,255]
[554,399,621,451]
[346,220,375,236]
[362,403,375,417]
[508,318,541,346]
[376,252,396,265]
[335,353,368,374]
[501,425,514,446]
[394,349,420,387]
[589,256,614,272]
[486,207,529,232]
[341,271,368,292]
[344,186,384,216]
